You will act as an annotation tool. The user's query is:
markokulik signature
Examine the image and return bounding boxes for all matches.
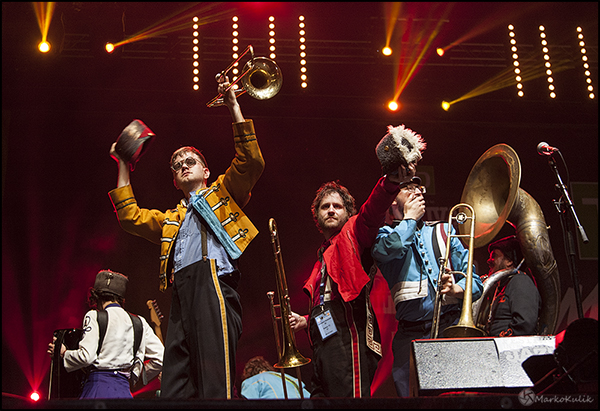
[518,388,595,406]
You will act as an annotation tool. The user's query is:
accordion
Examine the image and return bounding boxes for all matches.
[48,328,86,399]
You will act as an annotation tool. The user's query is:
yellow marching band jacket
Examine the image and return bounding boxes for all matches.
[109,120,264,292]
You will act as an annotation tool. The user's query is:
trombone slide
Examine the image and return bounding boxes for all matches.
[430,204,486,339]
[267,218,311,398]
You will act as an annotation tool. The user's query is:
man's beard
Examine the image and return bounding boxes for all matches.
[318,214,347,233]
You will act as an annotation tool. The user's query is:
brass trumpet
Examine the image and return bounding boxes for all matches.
[207,45,282,108]
[430,204,486,339]
[267,218,310,399]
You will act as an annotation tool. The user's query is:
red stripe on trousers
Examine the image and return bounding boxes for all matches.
[343,300,361,397]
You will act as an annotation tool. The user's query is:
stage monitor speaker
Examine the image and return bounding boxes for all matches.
[409,336,555,397]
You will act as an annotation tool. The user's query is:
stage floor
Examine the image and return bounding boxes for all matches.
[3,393,598,409]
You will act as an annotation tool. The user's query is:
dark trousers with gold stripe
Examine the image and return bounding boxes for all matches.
[309,296,380,398]
[161,259,242,399]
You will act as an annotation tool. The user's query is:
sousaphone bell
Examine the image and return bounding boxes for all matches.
[460,144,561,335]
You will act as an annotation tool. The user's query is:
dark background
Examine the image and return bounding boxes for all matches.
[2,2,597,400]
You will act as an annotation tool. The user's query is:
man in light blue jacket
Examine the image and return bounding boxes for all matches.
[371,176,483,397]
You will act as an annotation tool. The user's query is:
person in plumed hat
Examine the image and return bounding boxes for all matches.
[47,270,164,399]
[287,124,424,398]
[108,75,264,399]
[371,142,484,397]
[485,235,541,337]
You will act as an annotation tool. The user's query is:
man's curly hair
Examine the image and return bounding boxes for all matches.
[310,181,357,232]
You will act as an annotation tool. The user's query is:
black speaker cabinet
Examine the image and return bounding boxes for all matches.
[409,336,556,397]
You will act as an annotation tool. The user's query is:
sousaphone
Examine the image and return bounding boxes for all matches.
[459,144,560,335]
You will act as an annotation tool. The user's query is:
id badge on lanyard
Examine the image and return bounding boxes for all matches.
[316,308,337,340]
[316,270,337,340]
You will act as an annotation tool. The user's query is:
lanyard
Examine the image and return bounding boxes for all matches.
[319,264,328,307]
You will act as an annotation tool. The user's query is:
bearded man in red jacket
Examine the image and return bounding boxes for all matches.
[289,125,426,398]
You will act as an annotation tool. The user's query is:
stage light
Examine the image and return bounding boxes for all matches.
[577,27,595,100]
[268,16,276,60]
[441,101,450,111]
[231,16,239,80]
[539,25,555,98]
[436,48,444,57]
[33,2,56,54]
[299,15,307,89]
[382,2,400,58]
[508,24,524,97]
[37,41,51,53]
[29,391,40,402]
[387,3,451,105]
[388,101,399,111]
[192,16,200,90]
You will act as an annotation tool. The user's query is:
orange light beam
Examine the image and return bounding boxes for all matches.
[394,19,445,101]
[112,3,233,49]
[442,3,540,52]
[393,4,452,101]
[32,2,56,43]
[383,2,402,48]
[446,58,573,106]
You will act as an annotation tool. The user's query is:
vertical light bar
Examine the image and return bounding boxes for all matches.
[577,27,595,100]
[268,16,276,60]
[299,15,307,89]
[508,25,523,97]
[192,16,200,91]
[539,25,555,99]
[231,16,239,88]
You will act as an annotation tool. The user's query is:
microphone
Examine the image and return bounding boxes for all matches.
[537,142,559,156]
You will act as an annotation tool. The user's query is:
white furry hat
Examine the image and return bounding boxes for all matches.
[376,124,426,175]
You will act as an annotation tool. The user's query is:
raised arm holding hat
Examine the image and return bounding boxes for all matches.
[286,124,424,398]
[371,126,483,397]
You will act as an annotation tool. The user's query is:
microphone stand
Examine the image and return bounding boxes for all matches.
[546,154,588,319]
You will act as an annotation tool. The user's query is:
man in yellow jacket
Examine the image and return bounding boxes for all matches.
[108,77,265,399]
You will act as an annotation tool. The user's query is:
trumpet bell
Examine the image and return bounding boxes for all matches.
[241,57,283,100]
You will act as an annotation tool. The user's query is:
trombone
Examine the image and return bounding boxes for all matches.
[207,45,283,107]
[430,203,486,339]
[267,218,311,399]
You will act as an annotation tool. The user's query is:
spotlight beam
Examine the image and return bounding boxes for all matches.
[32,2,56,51]
[383,2,402,50]
[111,3,233,50]
[392,4,452,102]
[439,3,539,54]
[444,58,574,107]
